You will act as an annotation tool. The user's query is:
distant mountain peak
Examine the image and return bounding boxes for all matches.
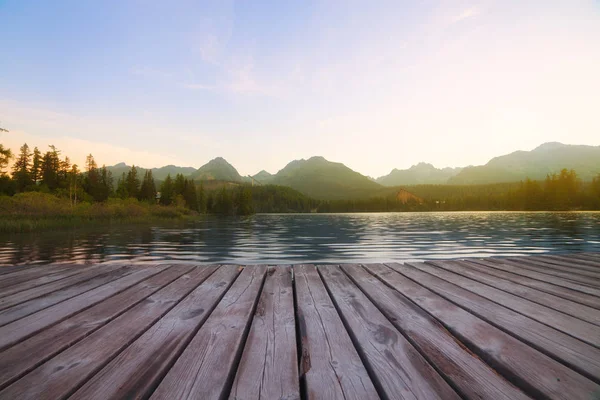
[114,162,127,167]
[533,142,565,152]
[191,157,242,182]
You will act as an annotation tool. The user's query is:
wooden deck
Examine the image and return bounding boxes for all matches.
[0,253,600,399]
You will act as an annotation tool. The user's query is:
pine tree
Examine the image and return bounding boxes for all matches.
[97,165,113,201]
[31,147,42,184]
[235,186,254,215]
[174,174,186,197]
[159,174,174,205]
[139,170,157,202]
[116,172,128,199]
[12,143,33,192]
[41,145,61,191]
[0,144,12,175]
[183,179,198,210]
[197,182,206,213]
[84,154,100,200]
[125,165,140,199]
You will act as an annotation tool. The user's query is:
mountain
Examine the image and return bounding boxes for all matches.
[377,163,463,186]
[270,156,383,200]
[190,157,243,182]
[252,170,274,183]
[449,142,600,184]
[106,163,195,181]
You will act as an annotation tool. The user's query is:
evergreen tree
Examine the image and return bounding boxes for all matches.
[174,173,186,197]
[41,145,61,190]
[159,174,174,205]
[12,143,33,192]
[97,165,113,201]
[139,170,157,202]
[235,186,254,215]
[183,179,198,210]
[31,147,42,184]
[0,144,12,175]
[84,154,100,200]
[197,182,206,213]
[116,172,128,199]
[125,165,140,199]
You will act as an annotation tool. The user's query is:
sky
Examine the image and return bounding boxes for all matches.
[1,0,599,178]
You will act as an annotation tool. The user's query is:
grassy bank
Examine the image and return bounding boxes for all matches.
[0,192,198,233]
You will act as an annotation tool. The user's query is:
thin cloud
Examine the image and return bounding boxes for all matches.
[451,7,480,24]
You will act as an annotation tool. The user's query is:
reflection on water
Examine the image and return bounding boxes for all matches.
[1,212,599,265]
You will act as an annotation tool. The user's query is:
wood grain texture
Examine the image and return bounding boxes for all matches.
[344,264,529,400]
[413,262,600,347]
[544,255,600,269]
[457,260,600,309]
[0,264,95,295]
[294,264,379,400]
[470,259,600,297]
[0,265,218,400]
[428,260,600,326]
[0,265,192,391]
[0,263,125,311]
[0,265,166,351]
[568,254,600,265]
[0,265,133,326]
[151,265,267,400]
[382,262,600,392]
[71,264,242,400]
[320,265,460,400]
[505,257,600,281]
[229,266,300,400]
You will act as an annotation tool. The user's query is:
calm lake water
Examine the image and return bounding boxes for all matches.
[1,212,599,265]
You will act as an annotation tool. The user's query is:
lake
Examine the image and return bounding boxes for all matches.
[1,212,599,265]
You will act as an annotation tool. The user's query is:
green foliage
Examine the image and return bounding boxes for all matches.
[159,174,174,206]
[0,144,12,175]
[139,169,157,202]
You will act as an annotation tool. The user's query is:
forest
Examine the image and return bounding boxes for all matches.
[1,142,599,230]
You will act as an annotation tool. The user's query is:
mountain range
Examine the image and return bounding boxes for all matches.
[106,142,600,200]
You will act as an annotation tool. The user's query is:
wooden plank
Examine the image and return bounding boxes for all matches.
[0,263,73,284]
[0,264,95,294]
[291,264,379,400]
[229,266,300,400]
[506,257,600,281]
[488,258,600,287]
[0,264,43,276]
[0,263,125,311]
[344,264,529,400]
[470,258,600,297]
[366,263,600,399]
[381,262,600,386]
[0,265,219,400]
[457,259,600,309]
[150,265,267,400]
[569,254,600,264]
[319,265,460,400]
[0,265,134,327]
[408,261,600,348]
[0,265,193,391]
[545,255,600,268]
[428,260,600,326]
[0,265,166,351]
[70,264,242,400]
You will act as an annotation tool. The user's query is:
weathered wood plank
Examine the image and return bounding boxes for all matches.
[292,264,379,400]
[381,262,600,387]
[0,265,193,391]
[471,259,600,297]
[0,264,43,276]
[229,266,300,400]
[70,264,242,400]
[320,265,460,400]
[0,263,125,311]
[568,254,600,265]
[344,264,530,400]
[457,259,600,309]
[428,261,600,330]
[150,265,267,400]
[372,263,600,399]
[506,257,600,281]
[0,264,96,295]
[0,265,133,326]
[0,265,219,400]
[0,263,75,286]
[544,255,600,269]
[0,265,166,351]
[488,258,600,287]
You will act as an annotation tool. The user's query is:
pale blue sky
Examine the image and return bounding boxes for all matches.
[1,0,599,177]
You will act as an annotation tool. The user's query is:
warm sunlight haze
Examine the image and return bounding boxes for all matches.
[1,0,599,176]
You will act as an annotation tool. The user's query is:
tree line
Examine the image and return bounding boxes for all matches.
[0,143,254,216]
